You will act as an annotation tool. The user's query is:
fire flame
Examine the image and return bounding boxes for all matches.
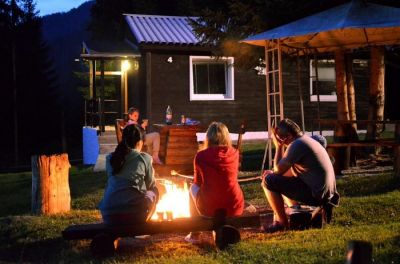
[151,179,191,221]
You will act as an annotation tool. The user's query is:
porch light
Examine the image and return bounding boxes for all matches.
[121,60,131,72]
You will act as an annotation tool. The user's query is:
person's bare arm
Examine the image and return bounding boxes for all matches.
[271,128,292,176]
[274,159,292,176]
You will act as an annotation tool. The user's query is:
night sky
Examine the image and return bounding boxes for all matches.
[36,0,88,16]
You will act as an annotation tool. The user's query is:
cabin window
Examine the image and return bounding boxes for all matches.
[189,56,234,101]
[309,59,337,102]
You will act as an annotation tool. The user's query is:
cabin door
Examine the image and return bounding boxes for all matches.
[95,72,122,126]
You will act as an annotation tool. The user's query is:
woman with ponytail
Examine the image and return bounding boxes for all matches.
[99,124,158,225]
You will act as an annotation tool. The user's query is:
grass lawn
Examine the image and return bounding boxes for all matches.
[0,160,400,263]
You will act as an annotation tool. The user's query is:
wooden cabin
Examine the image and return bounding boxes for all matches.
[81,14,373,135]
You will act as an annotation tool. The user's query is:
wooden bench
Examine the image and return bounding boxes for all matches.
[62,213,268,256]
[114,119,126,144]
[327,140,400,173]
[312,119,400,176]
[62,206,327,256]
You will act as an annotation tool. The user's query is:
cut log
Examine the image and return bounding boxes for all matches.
[31,153,71,215]
[62,213,269,240]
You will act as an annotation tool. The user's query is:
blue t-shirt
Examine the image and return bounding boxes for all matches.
[279,135,336,201]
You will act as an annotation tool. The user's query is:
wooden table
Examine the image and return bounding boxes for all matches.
[153,124,202,176]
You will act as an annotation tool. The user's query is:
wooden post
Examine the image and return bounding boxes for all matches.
[91,60,96,127]
[100,59,105,133]
[333,50,351,173]
[146,52,152,123]
[335,50,350,122]
[346,54,357,130]
[345,53,359,165]
[366,46,385,142]
[31,154,71,215]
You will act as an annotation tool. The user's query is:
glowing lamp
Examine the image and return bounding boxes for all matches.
[121,60,131,72]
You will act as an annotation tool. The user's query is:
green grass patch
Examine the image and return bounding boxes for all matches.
[0,165,399,263]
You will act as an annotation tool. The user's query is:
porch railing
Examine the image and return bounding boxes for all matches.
[84,98,120,133]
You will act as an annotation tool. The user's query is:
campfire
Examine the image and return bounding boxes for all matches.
[151,178,191,221]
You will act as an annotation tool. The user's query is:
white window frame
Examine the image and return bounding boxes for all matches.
[189,56,234,101]
[309,59,337,102]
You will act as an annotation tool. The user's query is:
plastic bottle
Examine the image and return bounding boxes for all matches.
[165,105,172,125]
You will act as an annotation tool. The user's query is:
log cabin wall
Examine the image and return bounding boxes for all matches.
[130,49,370,133]
[127,56,147,118]
[145,50,268,133]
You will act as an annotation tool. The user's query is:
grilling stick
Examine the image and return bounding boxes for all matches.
[170,170,261,183]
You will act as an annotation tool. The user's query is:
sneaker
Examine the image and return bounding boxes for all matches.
[243,202,257,214]
[262,221,287,233]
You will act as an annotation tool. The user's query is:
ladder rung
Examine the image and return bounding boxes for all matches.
[266,48,278,52]
[268,92,280,95]
[266,69,279,74]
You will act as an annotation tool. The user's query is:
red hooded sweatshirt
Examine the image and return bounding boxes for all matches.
[193,146,244,217]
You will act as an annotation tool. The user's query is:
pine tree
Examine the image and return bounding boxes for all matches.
[0,0,63,166]
[190,0,350,69]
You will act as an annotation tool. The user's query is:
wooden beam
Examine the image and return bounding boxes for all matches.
[146,52,152,122]
[366,46,385,142]
[62,213,271,240]
[313,53,322,133]
[335,50,350,123]
[346,53,357,131]
[333,50,351,172]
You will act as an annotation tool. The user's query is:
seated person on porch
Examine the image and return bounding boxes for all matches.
[190,122,244,217]
[126,107,163,165]
[99,124,159,225]
[261,118,338,233]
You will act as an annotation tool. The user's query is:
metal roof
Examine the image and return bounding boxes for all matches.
[124,14,201,45]
[81,39,141,59]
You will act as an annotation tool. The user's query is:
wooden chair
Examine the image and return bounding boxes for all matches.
[234,122,246,170]
[115,119,127,144]
[115,119,148,153]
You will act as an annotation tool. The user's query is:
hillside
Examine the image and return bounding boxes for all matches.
[42,0,94,91]
[40,1,95,162]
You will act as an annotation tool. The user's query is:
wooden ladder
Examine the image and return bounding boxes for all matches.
[263,40,284,170]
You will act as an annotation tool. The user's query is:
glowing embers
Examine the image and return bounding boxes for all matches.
[151,179,191,221]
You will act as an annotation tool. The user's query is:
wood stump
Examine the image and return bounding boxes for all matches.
[31,153,71,215]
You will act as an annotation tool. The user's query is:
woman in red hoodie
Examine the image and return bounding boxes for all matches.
[190,122,244,217]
